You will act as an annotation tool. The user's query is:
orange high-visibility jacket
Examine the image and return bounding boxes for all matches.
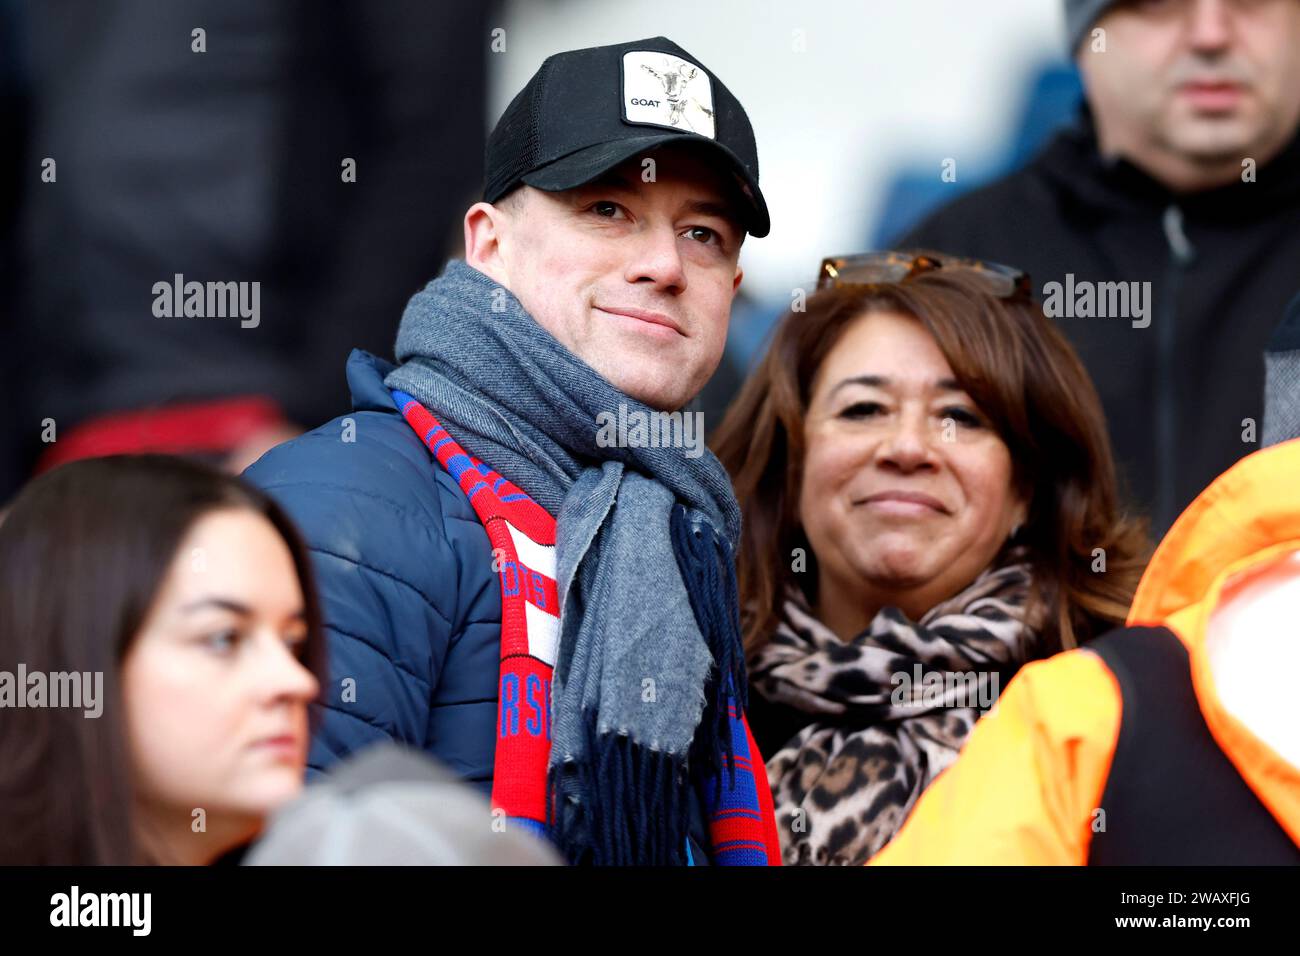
[870,438,1300,865]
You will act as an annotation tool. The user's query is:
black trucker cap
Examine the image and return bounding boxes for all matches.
[483,36,769,238]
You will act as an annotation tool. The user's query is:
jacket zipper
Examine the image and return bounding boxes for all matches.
[1157,204,1196,532]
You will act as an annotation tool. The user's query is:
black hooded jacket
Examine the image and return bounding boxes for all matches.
[900,110,1300,535]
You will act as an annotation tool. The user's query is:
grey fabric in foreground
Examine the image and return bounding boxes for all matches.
[245,743,561,866]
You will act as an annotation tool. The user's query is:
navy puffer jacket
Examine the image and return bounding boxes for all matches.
[245,348,717,861]
[243,349,501,794]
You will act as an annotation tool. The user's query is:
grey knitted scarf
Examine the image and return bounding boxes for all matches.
[385,260,745,864]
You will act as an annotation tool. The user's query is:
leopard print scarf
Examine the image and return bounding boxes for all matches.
[748,551,1044,865]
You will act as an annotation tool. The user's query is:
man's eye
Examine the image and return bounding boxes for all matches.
[682,225,719,245]
[590,201,622,218]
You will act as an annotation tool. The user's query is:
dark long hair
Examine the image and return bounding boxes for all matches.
[0,455,327,864]
[712,272,1150,655]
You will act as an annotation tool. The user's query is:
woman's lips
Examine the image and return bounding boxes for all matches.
[250,734,303,761]
[858,490,948,516]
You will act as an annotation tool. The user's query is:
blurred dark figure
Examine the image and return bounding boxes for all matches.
[1,0,29,499]
[899,0,1300,536]
[8,0,493,498]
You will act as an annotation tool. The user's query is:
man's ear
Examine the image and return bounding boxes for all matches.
[732,264,744,296]
[464,200,511,285]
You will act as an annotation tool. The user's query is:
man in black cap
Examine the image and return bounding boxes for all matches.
[244,37,780,866]
[467,37,766,412]
[900,0,1300,536]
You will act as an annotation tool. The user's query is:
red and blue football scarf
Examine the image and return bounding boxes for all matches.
[393,389,781,865]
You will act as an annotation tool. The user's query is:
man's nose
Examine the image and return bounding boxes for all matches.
[624,224,687,293]
[1186,0,1234,53]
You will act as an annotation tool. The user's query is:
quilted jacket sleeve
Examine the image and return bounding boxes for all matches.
[244,413,465,779]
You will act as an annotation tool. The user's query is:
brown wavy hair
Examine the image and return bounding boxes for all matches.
[712,270,1150,655]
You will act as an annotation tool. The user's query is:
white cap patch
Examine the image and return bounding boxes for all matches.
[621,50,716,139]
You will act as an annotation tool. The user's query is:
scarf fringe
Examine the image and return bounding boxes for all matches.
[543,509,759,864]
[547,710,690,866]
[670,504,748,799]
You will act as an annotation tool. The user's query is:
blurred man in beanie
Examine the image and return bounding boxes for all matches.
[245,37,780,866]
[901,0,1300,536]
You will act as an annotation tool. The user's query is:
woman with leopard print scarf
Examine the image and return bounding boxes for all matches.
[748,550,1042,864]
[712,253,1149,865]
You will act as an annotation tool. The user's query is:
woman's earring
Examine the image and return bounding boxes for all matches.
[1008,523,1023,543]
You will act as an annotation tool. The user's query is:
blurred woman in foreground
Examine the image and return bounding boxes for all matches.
[0,455,326,864]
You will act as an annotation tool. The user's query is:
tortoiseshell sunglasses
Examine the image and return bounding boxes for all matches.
[816,249,1033,300]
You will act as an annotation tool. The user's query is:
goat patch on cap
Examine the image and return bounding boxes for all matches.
[482,35,769,237]
[622,51,716,139]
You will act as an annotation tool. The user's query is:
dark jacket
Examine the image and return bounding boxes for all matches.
[244,349,502,793]
[899,110,1300,535]
[243,349,716,861]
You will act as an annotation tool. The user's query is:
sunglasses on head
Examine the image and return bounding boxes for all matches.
[816,250,1033,300]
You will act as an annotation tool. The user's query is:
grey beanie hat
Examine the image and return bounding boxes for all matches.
[1065,0,1120,55]
[244,743,562,866]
